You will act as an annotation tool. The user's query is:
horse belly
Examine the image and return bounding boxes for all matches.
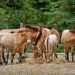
[0,35,16,49]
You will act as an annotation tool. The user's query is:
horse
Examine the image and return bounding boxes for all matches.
[22,26,59,63]
[61,29,75,62]
[7,25,59,63]
[14,25,45,63]
[43,27,59,63]
[32,27,51,63]
[0,28,30,64]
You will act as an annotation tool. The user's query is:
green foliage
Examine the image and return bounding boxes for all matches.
[0,0,74,31]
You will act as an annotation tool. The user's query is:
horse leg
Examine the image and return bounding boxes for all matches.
[44,48,52,63]
[4,48,9,65]
[11,53,15,64]
[65,51,69,61]
[6,48,9,64]
[71,47,74,62]
[19,52,22,63]
[2,47,8,65]
[44,39,51,63]
[0,49,4,65]
[0,47,7,65]
[54,46,58,59]
[33,46,43,63]
[49,49,53,62]
[71,52,74,62]
[54,53,58,58]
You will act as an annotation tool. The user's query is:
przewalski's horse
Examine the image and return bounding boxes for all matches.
[11,25,59,63]
[22,27,58,62]
[0,28,29,64]
[61,29,75,62]
[21,26,43,61]
[32,27,51,63]
[16,26,44,63]
[43,27,59,63]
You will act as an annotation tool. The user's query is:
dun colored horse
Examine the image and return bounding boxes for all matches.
[0,28,29,64]
[43,27,59,62]
[0,25,60,64]
[22,26,59,63]
[61,29,75,62]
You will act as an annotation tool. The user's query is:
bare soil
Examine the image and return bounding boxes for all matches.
[0,53,75,75]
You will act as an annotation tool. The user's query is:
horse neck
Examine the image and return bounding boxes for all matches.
[17,32,28,46]
[31,30,42,45]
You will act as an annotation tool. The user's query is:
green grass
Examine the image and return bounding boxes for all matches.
[26,44,64,53]
[57,44,64,53]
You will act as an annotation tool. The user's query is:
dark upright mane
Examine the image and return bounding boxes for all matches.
[24,25,42,45]
[39,25,53,29]
[47,26,53,29]
[25,25,39,32]
[70,30,75,33]
[34,28,42,45]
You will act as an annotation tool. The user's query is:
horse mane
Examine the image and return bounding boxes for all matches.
[70,29,75,33]
[39,25,53,29]
[47,26,53,29]
[34,28,42,45]
[25,25,39,32]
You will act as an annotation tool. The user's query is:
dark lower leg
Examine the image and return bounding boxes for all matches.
[65,52,69,61]
[11,54,15,64]
[54,49,58,58]
[55,53,58,58]
[19,53,22,63]
[72,52,74,62]
[2,51,7,64]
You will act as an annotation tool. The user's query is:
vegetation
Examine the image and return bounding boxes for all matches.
[0,0,75,52]
[0,0,74,31]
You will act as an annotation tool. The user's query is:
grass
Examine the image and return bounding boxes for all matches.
[26,44,64,53]
[57,44,64,53]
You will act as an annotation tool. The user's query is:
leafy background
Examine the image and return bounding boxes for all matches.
[0,0,75,52]
[0,0,74,32]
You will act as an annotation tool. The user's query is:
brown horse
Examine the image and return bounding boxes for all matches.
[61,29,75,62]
[16,26,44,63]
[23,26,59,63]
[43,27,60,62]
[4,26,59,64]
[0,28,29,64]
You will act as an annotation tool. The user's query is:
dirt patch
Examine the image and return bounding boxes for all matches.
[0,53,75,75]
